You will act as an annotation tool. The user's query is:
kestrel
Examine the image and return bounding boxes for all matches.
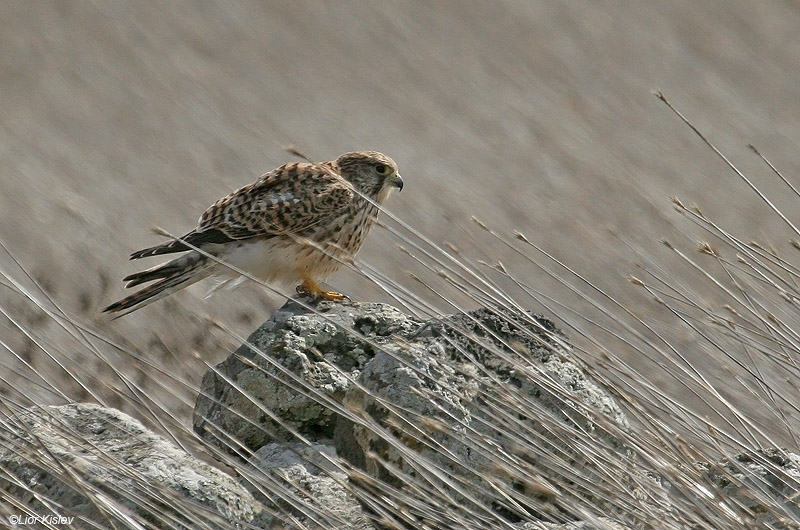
[103,151,403,316]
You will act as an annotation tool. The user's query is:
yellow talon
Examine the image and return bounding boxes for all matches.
[297,276,349,302]
[320,290,348,302]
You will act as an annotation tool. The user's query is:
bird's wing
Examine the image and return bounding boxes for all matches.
[193,161,354,243]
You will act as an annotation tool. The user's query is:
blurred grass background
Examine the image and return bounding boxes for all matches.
[2,1,800,449]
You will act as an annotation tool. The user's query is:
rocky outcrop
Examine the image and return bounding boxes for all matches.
[0,403,265,529]
[4,300,799,529]
[194,298,643,528]
[248,441,376,530]
[695,448,800,527]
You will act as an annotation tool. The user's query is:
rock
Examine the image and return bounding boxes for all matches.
[696,448,800,528]
[193,299,422,452]
[337,304,636,524]
[0,403,264,529]
[247,442,376,530]
[194,298,639,527]
[5,301,797,529]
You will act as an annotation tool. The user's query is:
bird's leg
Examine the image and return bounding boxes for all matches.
[296,274,349,302]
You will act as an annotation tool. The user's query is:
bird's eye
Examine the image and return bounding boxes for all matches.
[375,164,390,175]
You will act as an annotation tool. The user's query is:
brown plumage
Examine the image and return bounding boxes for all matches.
[103,151,403,317]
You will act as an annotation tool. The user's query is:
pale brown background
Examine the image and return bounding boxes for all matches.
[2,2,799,443]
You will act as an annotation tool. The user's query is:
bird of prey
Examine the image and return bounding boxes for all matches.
[103,151,403,317]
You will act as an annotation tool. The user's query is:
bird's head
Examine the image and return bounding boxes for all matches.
[335,151,404,202]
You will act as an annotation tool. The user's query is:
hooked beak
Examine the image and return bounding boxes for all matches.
[389,173,404,191]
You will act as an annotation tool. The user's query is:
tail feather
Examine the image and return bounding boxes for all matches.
[130,239,191,260]
[130,229,231,260]
[103,252,213,317]
[123,260,190,288]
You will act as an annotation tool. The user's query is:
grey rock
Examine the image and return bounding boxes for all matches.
[696,448,800,529]
[247,442,376,530]
[0,403,262,529]
[193,299,422,453]
[195,298,639,527]
[7,301,797,529]
[338,304,636,524]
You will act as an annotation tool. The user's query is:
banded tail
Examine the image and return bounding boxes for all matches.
[129,228,230,259]
[103,251,214,318]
